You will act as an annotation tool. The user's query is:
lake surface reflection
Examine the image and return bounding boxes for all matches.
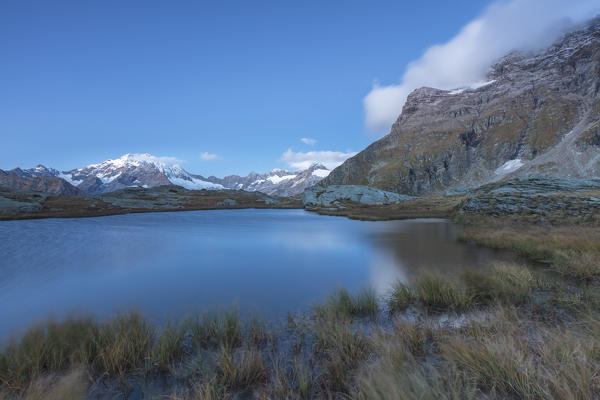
[0,209,514,338]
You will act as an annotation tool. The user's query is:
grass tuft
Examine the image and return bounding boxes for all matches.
[355,358,480,400]
[187,309,242,350]
[462,263,533,305]
[215,348,268,390]
[312,319,370,393]
[458,222,600,281]
[414,273,471,311]
[247,315,268,347]
[313,288,379,320]
[387,281,415,313]
[92,311,155,377]
[152,322,186,371]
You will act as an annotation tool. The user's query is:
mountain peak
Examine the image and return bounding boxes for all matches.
[322,19,600,195]
[307,163,328,171]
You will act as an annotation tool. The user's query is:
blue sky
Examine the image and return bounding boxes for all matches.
[1,0,501,176]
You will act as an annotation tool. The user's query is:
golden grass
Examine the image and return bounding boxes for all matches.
[2,213,599,400]
[19,368,87,400]
[387,282,415,313]
[186,309,243,350]
[458,220,600,281]
[413,273,471,311]
[313,288,379,320]
[442,328,598,399]
[312,319,371,393]
[310,195,465,221]
[461,263,533,305]
[215,348,268,390]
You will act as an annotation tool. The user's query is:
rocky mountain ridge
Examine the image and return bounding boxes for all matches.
[321,18,600,195]
[203,163,330,197]
[0,169,85,196]
[4,154,330,197]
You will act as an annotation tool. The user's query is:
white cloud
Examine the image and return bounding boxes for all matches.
[280,149,357,170]
[103,153,185,167]
[200,152,221,161]
[301,137,317,145]
[364,0,600,133]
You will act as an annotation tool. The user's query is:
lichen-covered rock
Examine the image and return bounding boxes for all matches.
[0,196,43,213]
[474,177,600,195]
[302,185,414,208]
[458,178,600,219]
[460,193,600,218]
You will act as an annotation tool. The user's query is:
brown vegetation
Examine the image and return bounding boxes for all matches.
[309,195,464,221]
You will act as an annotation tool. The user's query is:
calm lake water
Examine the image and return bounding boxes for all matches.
[0,209,514,339]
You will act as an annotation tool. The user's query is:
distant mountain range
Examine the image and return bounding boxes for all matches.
[1,153,330,197]
[202,163,329,197]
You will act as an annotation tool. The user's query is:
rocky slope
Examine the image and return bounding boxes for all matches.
[7,154,328,197]
[0,169,85,196]
[321,18,600,195]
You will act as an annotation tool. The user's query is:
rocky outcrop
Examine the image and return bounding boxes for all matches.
[473,177,600,195]
[302,185,414,209]
[0,169,85,196]
[0,188,45,213]
[0,185,300,220]
[458,178,600,220]
[321,19,600,195]
[97,185,288,210]
[460,193,600,219]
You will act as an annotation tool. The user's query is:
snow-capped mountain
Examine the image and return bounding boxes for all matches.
[9,154,222,195]
[205,163,330,197]
[7,153,330,196]
[61,154,224,194]
[7,165,61,178]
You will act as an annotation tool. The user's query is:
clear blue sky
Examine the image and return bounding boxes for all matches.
[0,0,492,176]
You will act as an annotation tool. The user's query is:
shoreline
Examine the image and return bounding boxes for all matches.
[1,183,599,399]
[1,214,598,399]
[0,204,303,222]
[0,185,303,221]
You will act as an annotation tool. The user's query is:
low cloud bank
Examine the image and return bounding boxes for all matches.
[364,0,600,133]
[200,152,221,161]
[281,149,357,170]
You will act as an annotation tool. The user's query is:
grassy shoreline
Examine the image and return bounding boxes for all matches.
[0,204,303,222]
[305,195,465,221]
[2,227,598,399]
[1,209,599,399]
[0,186,303,222]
